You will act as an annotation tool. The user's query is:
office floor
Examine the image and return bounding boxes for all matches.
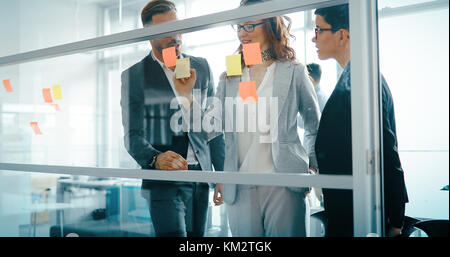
[19,223,51,237]
[18,224,229,237]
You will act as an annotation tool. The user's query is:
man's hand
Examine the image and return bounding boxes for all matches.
[173,69,197,109]
[387,227,402,237]
[154,151,188,171]
[213,183,224,206]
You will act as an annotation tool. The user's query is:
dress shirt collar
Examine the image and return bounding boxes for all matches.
[151,50,184,70]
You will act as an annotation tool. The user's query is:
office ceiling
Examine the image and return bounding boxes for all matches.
[66,0,116,5]
[63,0,148,6]
[64,0,151,11]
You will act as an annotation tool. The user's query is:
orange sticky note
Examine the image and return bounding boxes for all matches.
[243,43,263,66]
[162,47,177,68]
[42,88,53,103]
[51,104,61,111]
[239,81,258,102]
[30,122,43,135]
[3,79,13,92]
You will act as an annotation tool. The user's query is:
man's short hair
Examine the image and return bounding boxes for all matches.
[307,63,322,83]
[141,0,177,26]
[314,4,349,31]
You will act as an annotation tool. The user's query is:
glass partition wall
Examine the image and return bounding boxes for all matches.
[0,0,448,237]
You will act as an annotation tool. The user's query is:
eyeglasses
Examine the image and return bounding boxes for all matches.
[232,22,268,33]
[314,27,340,40]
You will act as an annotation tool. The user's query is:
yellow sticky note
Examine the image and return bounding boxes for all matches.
[175,58,191,79]
[52,85,62,100]
[226,54,242,76]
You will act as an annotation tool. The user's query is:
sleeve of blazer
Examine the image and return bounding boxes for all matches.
[381,76,408,229]
[296,64,321,170]
[121,67,161,168]
[200,71,227,143]
[203,58,225,172]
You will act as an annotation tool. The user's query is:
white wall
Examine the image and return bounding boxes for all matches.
[379,8,449,219]
[0,0,100,166]
[0,0,101,236]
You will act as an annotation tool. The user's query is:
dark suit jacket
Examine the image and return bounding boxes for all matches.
[315,63,409,232]
[120,52,225,189]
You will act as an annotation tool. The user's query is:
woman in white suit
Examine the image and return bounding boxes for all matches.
[173,0,321,237]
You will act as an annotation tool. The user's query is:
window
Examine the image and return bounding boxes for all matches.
[378,0,449,219]
[0,0,448,237]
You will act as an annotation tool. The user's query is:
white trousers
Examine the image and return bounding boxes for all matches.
[227,185,310,237]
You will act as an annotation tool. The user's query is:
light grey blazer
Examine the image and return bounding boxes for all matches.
[205,61,321,204]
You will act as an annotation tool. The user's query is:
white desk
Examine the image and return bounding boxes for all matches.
[23,202,81,237]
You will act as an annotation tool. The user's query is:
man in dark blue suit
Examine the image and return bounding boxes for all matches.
[120,0,224,237]
[312,4,408,237]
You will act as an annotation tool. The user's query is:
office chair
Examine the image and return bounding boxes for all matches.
[399,216,421,237]
[413,219,449,237]
[311,210,327,236]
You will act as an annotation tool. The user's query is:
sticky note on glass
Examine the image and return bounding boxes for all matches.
[51,104,61,111]
[239,81,258,102]
[175,58,191,79]
[226,54,242,76]
[42,88,53,103]
[3,79,13,92]
[243,43,263,66]
[30,122,43,135]
[52,85,62,100]
[162,47,177,68]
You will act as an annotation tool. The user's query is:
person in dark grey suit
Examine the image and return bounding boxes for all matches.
[298,63,329,202]
[312,4,408,237]
[120,0,224,237]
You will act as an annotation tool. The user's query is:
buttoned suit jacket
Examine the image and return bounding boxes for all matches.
[121,52,225,191]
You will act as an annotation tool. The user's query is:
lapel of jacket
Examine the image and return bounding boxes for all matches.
[273,61,294,122]
[188,55,202,91]
[225,75,241,99]
[224,75,241,171]
[143,52,177,100]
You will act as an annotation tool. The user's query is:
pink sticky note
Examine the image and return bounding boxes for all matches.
[42,88,53,103]
[243,43,263,66]
[51,104,61,111]
[30,122,43,135]
[239,81,258,102]
[3,79,13,93]
[162,47,177,68]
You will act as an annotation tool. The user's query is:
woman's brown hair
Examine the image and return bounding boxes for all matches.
[238,0,297,64]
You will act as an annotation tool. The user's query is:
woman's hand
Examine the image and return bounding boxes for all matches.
[213,183,224,206]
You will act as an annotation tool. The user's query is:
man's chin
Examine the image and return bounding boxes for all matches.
[318,54,329,61]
